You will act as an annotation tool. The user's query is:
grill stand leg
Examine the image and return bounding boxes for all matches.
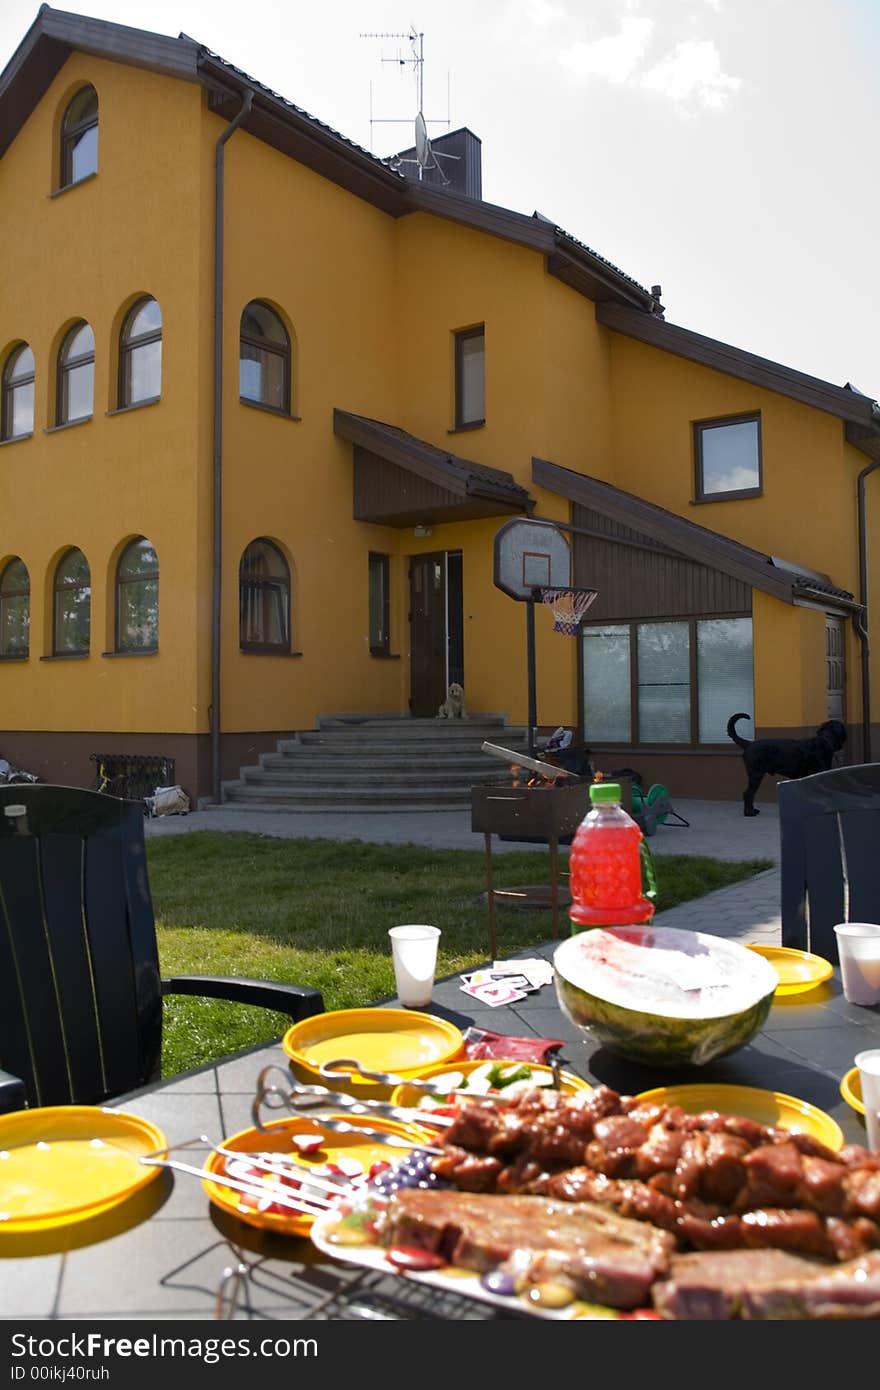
[549,835,560,938]
[484,832,497,959]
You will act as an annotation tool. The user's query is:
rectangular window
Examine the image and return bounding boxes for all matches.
[637,622,691,743]
[582,626,631,742]
[697,618,754,742]
[454,326,485,429]
[582,616,753,746]
[368,552,390,655]
[695,414,761,501]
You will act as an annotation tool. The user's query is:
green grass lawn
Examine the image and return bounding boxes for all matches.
[148,831,773,1078]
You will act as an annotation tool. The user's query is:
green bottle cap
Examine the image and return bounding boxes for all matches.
[589,782,621,804]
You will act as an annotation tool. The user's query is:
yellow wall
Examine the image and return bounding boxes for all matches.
[751,592,831,730]
[0,54,207,733]
[605,333,864,730]
[1,48,872,751]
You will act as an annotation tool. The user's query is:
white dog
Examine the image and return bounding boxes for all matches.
[437,682,467,719]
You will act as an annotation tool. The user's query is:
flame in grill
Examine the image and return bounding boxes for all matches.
[510,763,566,789]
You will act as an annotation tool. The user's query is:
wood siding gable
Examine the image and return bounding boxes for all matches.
[572,504,751,621]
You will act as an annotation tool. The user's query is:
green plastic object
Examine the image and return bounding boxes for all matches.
[588,782,621,804]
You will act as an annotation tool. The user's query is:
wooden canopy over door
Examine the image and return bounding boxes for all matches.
[409,553,447,717]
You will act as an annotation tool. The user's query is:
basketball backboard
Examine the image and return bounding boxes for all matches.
[493,518,571,601]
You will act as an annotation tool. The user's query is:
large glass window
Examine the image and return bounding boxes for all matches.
[695,415,761,501]
[697,618,754,742]
[0,558,29,658]
[239,302,290,413]
[60,85,98,188]
[454,326,485,428]
[368,552,390,655]
[239,539,290,651]
[638,622,691,743]
[582,616,753,746]
[116,538,159,652]
[53,548,90,656]
[119,298,162,407]
[57,321,95,424]
[582,626,630,741]
[1,345,35,440]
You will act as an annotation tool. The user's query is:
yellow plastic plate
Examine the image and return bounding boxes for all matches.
[282,1008,464,1098]
[0,1105,167,1232]
[389,1058,591,1108]
[746,945,834,995]
[203,1114,434,1238]
[840,1066,865,1116]
[635,1082,844,1152]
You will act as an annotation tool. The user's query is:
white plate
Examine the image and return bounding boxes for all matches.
[310,1207,625,1320]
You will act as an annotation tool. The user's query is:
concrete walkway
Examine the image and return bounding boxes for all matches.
[144,796,784,947]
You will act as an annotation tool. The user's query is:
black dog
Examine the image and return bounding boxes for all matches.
[727,712,847,816]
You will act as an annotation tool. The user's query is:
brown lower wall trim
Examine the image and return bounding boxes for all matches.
[587,721,861,801]
[0,721,867,806]
[0,730,298,803]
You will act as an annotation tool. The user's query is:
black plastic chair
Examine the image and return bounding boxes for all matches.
[778,762,880,963]
[0,784,324,1113]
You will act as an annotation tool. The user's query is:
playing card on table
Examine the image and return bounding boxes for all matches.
[460,979,529,1007]
[461,968,535,992]
[493,958,555,989]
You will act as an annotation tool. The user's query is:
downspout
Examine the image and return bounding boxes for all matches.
[211,89,253,804]
[856,455,880,762]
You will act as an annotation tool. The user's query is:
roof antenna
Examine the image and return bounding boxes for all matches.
[360,26,457,183]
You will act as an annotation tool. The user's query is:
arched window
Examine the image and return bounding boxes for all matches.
[1,345,35,440]
[53,548,90,656]
[239,539,290,651]
[57,321,95,424]
[239,302,290,413]
[119,298,162,407]
[60,85,98,188]
[0,558,30,658]
[116,537,159,653]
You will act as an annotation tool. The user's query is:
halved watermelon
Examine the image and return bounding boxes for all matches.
[553,926,777,1067]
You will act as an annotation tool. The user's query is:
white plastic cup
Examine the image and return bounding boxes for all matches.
[854,1048,880,1153]
[833,923,880,1005]
[388,925,441,1009]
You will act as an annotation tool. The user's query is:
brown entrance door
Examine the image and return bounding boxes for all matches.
[409,552,449,717]
[825,615,846,723]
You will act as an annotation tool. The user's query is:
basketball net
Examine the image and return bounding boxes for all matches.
[540,587,598,637]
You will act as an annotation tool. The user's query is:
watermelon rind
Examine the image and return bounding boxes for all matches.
[553,927,777,1067]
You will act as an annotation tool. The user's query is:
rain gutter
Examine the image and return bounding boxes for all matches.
[856,456,880,761]
[211,89,253,804]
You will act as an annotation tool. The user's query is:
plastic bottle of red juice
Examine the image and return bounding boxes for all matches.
[568,782,655,932]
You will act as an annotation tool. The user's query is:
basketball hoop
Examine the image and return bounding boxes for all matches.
[538,587,598,637]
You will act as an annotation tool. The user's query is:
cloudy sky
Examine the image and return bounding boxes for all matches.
[2,0,877,396]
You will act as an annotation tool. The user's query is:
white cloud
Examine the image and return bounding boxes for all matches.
[642,38,740,109]
[559,16,655,84]
[523,0,567,26]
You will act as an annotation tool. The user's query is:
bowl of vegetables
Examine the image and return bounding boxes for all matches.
[389,1057,590,1113]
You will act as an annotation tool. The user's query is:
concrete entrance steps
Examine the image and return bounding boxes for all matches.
[218,715,529,812]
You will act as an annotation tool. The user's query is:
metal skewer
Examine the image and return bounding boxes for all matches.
[251,1066,445,1152]
[139,1155,335,1218]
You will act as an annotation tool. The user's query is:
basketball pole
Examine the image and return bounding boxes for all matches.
[526,593,537,758]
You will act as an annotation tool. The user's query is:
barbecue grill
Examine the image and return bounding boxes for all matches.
[470,743,593,953]
[471,743,639,953]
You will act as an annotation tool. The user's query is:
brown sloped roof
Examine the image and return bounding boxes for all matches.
[335,410,532,512]
[1,7,656,306]
[532,456,858,611]
[4,9,878,439]
[596,304,880,427]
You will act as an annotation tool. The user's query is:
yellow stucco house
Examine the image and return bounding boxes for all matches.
[2,6,879,803]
